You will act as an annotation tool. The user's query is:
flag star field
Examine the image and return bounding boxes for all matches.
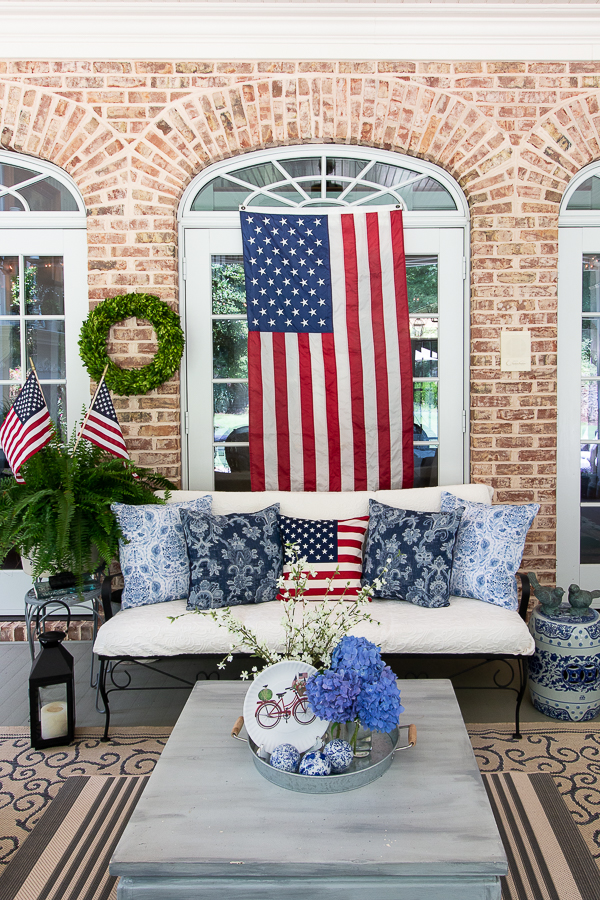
[241,211,333,333]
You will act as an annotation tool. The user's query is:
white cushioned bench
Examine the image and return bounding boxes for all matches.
[94,483,534,738]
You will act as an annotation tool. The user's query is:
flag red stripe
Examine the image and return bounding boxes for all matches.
[2,408,53,473]
[248,331,265,491]
[297,333,316,491]
[341,213,367,490]
[0,409,19,455]
[391,209,414,488]
[272,332,291,491]
[82,426,127,454]
[82,420,128,456]
[322,332,341,492]
[12,420,52,460]
[11,429,52,473]
[367,212,392,490]
[85,414,127,442]
[83,433,128,459]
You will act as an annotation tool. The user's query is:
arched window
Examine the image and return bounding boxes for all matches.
[558,163,600,591]
[0,153,88,438]
[0,153,88,612]
[178,146,469,491]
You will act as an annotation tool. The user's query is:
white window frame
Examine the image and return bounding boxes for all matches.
[178,145,470,492]
[0,152,88,615]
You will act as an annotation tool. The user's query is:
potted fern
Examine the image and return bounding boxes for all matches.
[0,428,175,590]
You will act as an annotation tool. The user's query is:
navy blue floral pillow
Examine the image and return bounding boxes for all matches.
[361,499,463,608]
[181,505,282,610]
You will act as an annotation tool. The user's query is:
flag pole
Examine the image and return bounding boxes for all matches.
[72,363,110,455]
[27,357,55,439]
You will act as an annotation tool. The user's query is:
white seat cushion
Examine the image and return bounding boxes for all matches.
[93,596,534,659]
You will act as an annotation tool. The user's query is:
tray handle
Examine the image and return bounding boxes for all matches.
[392,723,417,756]
[231,716,247,742]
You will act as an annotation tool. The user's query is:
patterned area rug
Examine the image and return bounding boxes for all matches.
[1,722,600,898]
[470,723,600,868]
[1,776,148,900]
[0,727,171,876]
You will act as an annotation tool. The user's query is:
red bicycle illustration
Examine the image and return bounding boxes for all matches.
[255,676,315,729]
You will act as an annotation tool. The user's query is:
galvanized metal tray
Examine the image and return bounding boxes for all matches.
[231,717,416,793]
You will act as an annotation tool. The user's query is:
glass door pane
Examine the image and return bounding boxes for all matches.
[581,254,600,561]
[0,253,67,473]
[211,255,250,490]
[409,257,439,487]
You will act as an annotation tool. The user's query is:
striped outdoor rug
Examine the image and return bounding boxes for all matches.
[0,775,148,900]
[483,772,600,900]
[1,771,598,900]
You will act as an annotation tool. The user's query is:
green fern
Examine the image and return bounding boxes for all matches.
[0,427,175,587]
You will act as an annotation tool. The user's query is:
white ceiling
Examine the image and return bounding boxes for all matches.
[1,2,600,60]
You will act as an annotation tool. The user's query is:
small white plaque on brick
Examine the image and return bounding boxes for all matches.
[500,330,531,372]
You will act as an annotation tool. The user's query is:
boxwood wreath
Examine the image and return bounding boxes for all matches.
[79,293,185,395]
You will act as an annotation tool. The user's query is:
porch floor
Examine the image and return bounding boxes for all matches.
[0,640,587,728]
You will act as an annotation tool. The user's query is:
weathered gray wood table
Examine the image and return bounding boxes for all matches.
[112,679,507,900]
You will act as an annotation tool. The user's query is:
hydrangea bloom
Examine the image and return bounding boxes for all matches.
[305,668,362,723]
[330,636,385,684]
[356,666,404,733]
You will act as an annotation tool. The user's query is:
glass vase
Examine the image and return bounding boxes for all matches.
[328,721,373,758]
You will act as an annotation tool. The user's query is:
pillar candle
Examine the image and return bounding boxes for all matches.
[40,701,68,740]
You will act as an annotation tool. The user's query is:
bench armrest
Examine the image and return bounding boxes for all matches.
[518,572,531,621]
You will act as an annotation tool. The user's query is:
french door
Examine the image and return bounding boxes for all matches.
[0,228,88,614]
[557,226,600,590]
[182,225,467,491]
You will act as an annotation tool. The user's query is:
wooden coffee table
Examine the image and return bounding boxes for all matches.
[111,679,506,900]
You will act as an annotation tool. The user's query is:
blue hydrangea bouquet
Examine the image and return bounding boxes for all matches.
[305,635,404,751]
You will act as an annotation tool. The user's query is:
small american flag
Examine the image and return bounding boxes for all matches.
[79,377,129,460]
[278,515,369,598]
[0,371,53,482]
[241,208,413,492]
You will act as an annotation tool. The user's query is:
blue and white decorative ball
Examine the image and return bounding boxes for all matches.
[299,751,332,776]
[323,739,353,773]
[269,743,301,773]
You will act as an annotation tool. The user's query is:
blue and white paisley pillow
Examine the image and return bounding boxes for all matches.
[361,500,463,608]
[440,491,540,610]
[181,504,282,610]
[112,496,212,609]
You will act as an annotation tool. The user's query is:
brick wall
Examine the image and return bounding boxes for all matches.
[2,59,597,591]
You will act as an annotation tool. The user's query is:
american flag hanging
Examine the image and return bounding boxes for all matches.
[241,208,414,491]
[0,371,54,482]
[79,378,129,460]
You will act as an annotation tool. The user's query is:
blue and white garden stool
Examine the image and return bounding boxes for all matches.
[528,603,600,721]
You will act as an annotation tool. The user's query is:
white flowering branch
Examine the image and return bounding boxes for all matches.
[193,542,390,677]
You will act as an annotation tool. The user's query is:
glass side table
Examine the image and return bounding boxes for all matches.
[24,582,102,688]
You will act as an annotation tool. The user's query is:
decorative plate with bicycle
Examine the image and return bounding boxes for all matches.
[243,660,329,754]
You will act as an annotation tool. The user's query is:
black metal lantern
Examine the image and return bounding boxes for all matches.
[29,630,75,750]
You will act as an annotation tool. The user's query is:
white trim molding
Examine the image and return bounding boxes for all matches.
[1,1,600,61]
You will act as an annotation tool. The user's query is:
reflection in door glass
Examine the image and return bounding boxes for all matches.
[212,256,249,487]
[581,254,600,560]
[24,257,64,315]
[0,257,18,315]
[581,506,600,564]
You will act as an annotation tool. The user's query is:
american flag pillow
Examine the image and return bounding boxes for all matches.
[277,514,369,599]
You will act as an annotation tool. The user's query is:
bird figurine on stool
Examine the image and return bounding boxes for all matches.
[567,584,600,616]
[528,573,565,617]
